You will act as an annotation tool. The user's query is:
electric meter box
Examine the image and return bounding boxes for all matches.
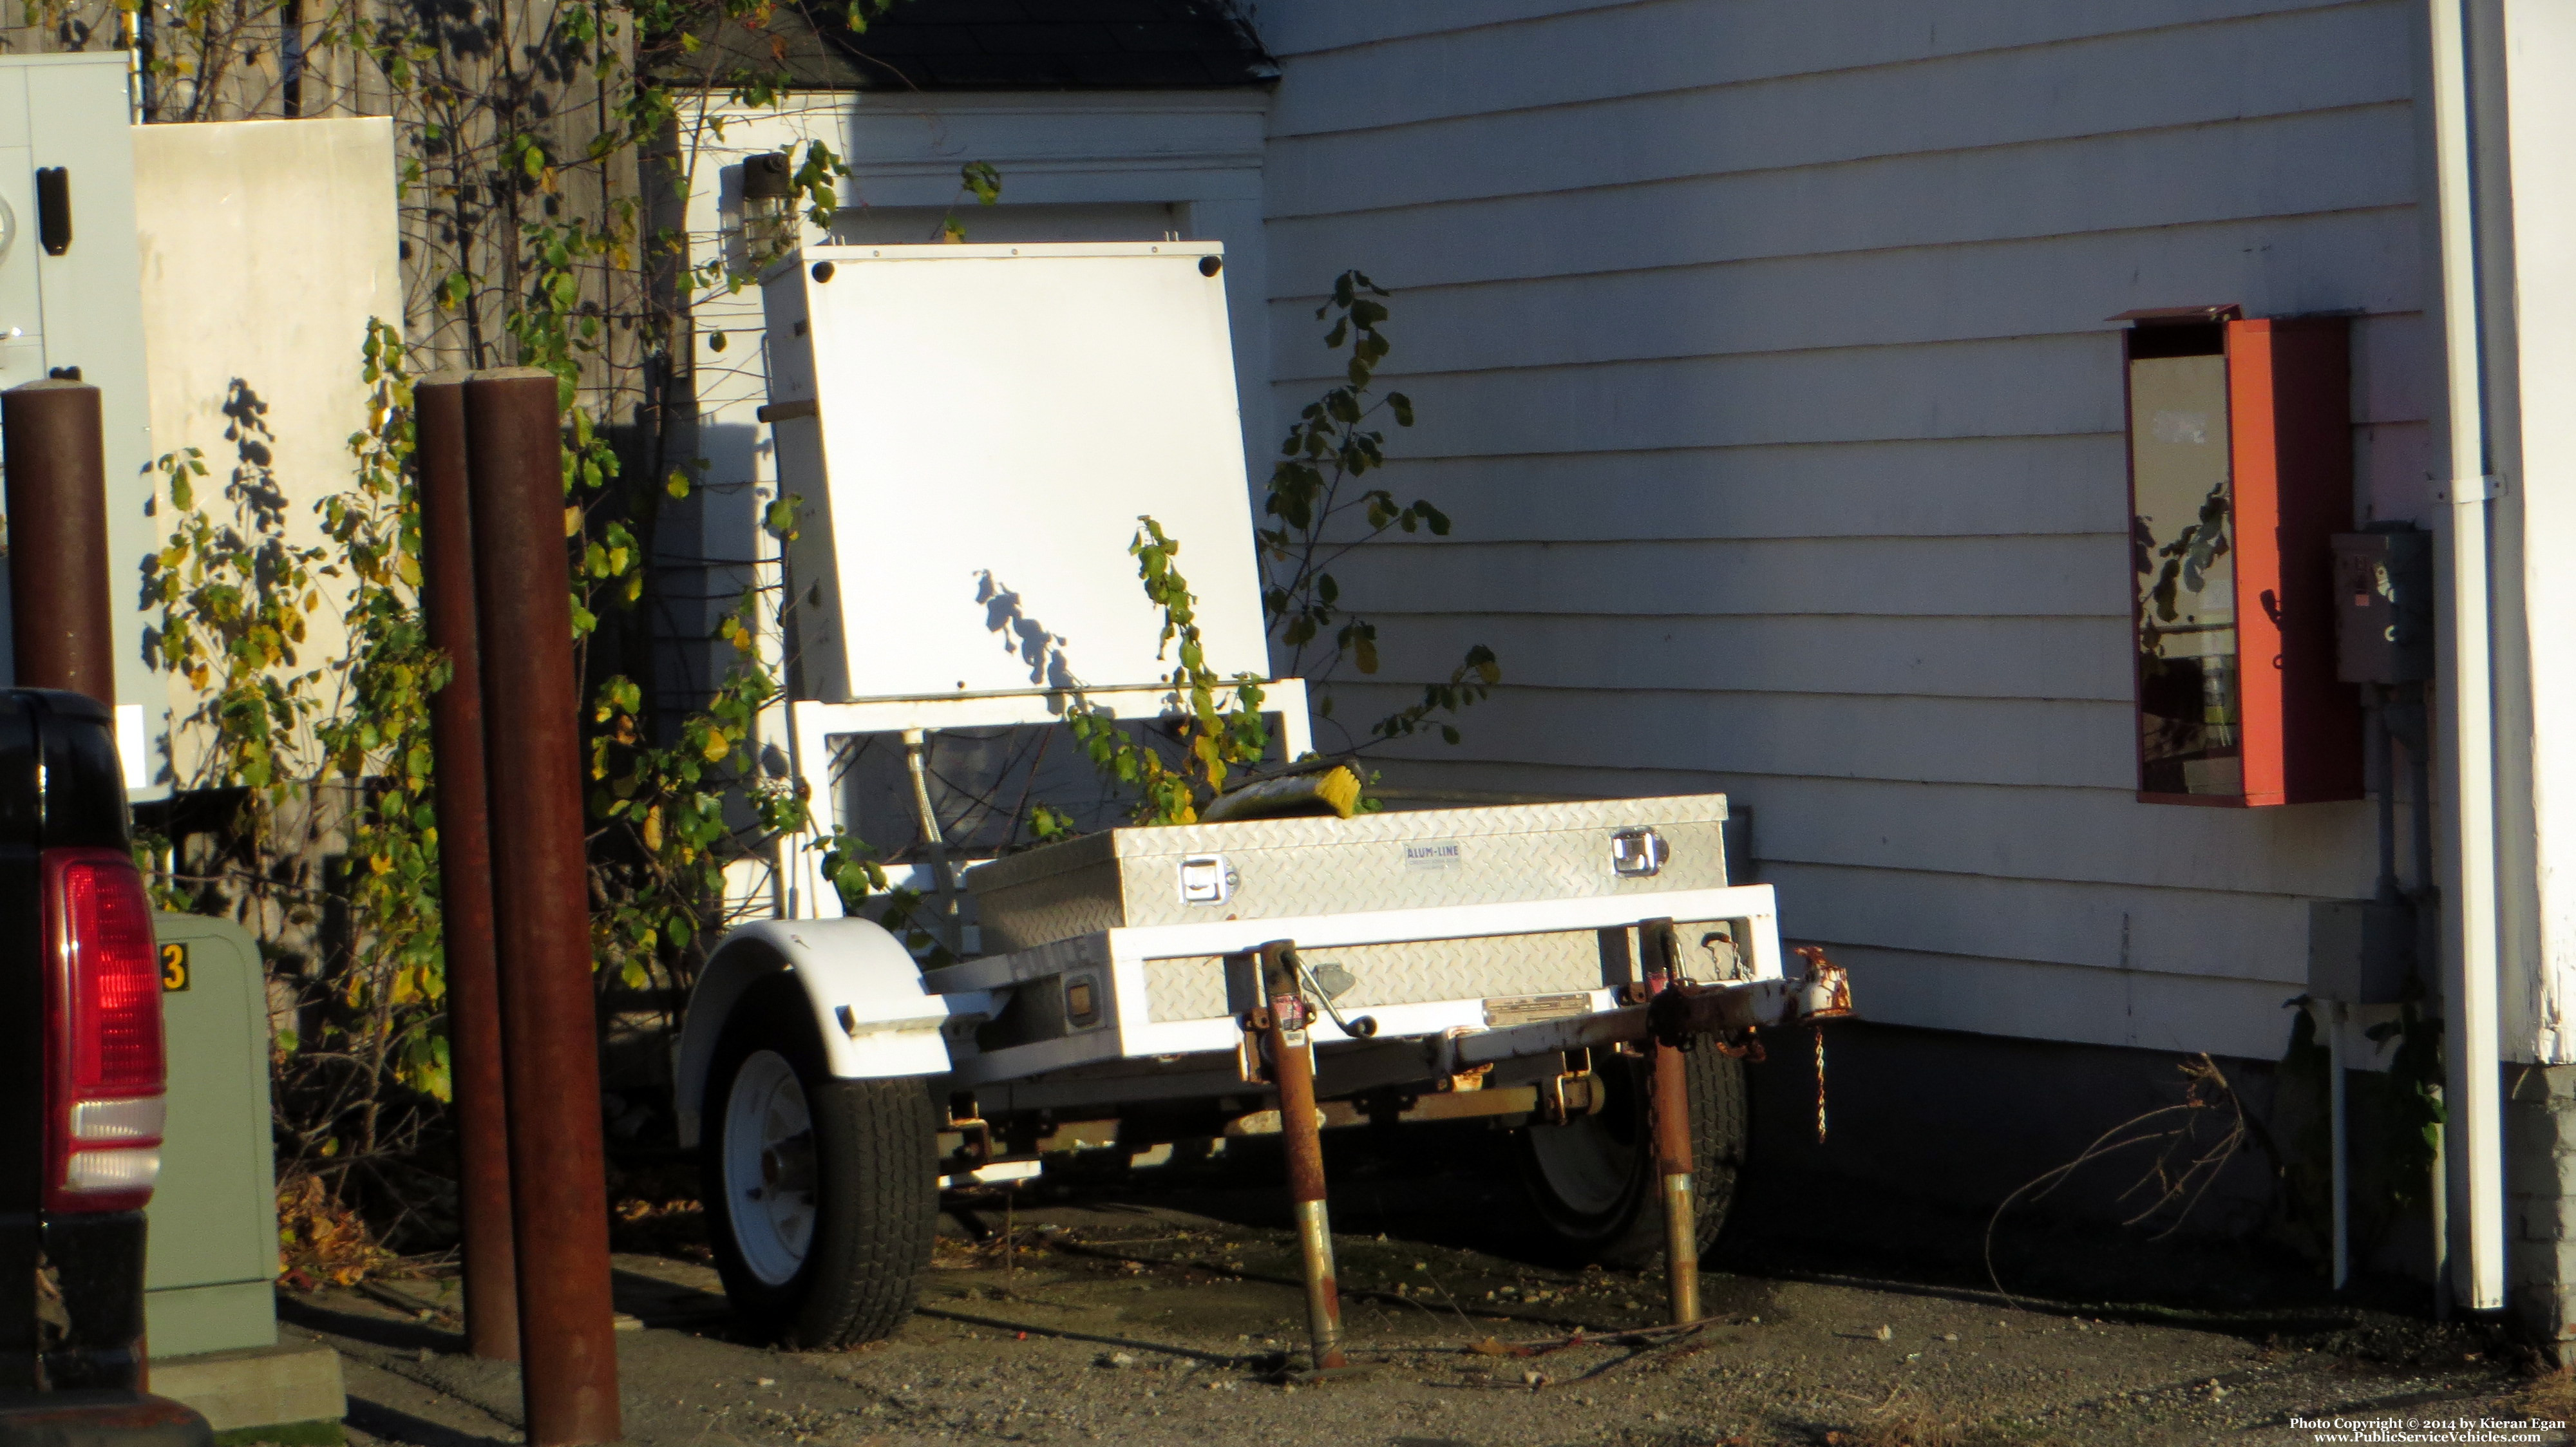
[2308,898,2414,1005]
[144,912,279,1358]
[2331,527,2434,685]
[2118,307,2360,807]
[758,243,1269,705]
[0,55,162,798]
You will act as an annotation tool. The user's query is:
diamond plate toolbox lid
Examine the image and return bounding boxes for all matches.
[963,795,1730,954]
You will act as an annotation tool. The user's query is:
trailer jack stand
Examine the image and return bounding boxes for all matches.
[1634,934,1858,1327]
[1254,940,1349,1372]
[1649,1035,1700,1327]
[1640,921,1701,1327]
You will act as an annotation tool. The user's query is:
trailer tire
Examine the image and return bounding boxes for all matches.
[1511,1046,1747,1269]
[701,974,937,1347]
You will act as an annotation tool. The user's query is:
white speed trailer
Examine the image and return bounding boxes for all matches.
[673,243,1853,1362]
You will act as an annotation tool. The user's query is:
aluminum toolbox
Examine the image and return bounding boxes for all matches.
[962,796,1750,1026]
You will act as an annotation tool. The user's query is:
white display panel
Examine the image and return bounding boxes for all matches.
[762,243,1269,705]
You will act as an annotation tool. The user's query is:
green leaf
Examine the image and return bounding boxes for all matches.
[763,495,802,541]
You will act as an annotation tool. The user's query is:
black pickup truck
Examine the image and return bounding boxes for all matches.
[0,690,207,1447]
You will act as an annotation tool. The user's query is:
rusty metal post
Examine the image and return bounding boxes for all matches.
[1648,1039,1700,1325]
[1256,941,1346,1371]
[413,375,520,1363]
[462,368,620,1445]
[1641,920,1700,1326]
[3,380,114,703]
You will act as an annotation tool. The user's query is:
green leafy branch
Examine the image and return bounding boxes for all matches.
[141,321,452,1188]
[1059,517,1272,828]
[937,160,1005,242]
[1262,270,1497,742]
[313,321,452,1097]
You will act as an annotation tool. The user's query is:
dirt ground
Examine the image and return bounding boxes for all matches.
[291,1133,2571,1447]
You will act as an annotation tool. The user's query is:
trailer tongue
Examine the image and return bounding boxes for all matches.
[674,241,1855,1363]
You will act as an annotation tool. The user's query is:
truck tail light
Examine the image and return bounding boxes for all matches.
[42,847,166,1213]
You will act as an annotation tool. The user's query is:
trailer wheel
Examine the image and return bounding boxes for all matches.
[1512,1046,1747,1269]
[701,974,936,1347]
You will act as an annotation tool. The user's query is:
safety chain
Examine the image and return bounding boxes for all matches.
[1813,1023,1828,1144]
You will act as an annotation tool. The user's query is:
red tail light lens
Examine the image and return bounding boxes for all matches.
[43,847,166,1213]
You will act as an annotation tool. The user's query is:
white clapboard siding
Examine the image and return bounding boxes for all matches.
[1249,0,1665,58]
[1331,424,2417,544]
[1253,0,2423,1072]
[1265,107,2419,296]
[1825,945,2311,1061]
[1327,422,2427,560]
[1250,64,2427,1079]
[1342,752,2382,902]
[1328,535,2125,617]
[1269,222,2425,383]
[1258,0,2367,133]
[1322,683,2136,790]
[1361,614,2134,701]
[1375,334,2125,456]
[1266,6,2409,218]
[1328,438,2131,542]
[1759,860,2318,985]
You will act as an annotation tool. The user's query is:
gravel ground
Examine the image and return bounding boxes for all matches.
[285,1139,2569,1447]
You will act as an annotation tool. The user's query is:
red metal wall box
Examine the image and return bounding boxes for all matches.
[2120,309,2360,807]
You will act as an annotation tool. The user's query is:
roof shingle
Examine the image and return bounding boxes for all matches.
[670,0,1276,93]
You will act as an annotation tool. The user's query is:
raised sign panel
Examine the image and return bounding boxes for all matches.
[761,243,1268,705]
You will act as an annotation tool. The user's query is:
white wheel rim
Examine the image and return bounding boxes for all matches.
[723,1049,817,1287]
[1528,1109,1638,1218]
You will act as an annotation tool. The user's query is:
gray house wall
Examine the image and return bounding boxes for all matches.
[1252,0,2438,1068]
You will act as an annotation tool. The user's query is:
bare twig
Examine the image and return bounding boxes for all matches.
[1983,1054,2251,1305]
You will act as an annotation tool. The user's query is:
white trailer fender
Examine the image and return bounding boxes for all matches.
[673,919,992,1146]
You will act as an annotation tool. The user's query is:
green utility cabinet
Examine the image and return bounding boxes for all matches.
[145,913,279,1357]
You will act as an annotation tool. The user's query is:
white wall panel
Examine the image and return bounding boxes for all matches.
[133,117,401,793]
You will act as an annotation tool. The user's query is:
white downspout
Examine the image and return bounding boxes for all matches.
[2425,0,2506,1314]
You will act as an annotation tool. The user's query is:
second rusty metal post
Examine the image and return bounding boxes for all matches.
[1641,920,1700,1325]
[1256,941,1346,1372]
[1648,1040,1700,1325]
[3,380,115,703]
[413,375,519,1363]
[462,368,620,1445]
